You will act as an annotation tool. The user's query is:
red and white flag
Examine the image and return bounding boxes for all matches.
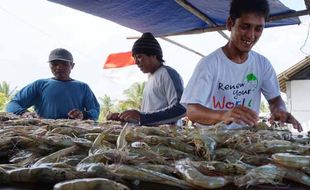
[103,51,135,69]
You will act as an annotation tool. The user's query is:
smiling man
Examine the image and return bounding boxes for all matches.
[6,48,100,120]
[181,0,302,132]
[107,32,186,126]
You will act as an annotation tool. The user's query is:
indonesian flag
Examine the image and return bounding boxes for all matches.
[103,51,135,69]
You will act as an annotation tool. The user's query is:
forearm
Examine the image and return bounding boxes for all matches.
[187,103,226,125]
[6,101,28,115]
[140,103,186,126]
[268,96,287,113]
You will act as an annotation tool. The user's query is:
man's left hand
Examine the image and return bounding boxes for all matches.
[269,110,303,132]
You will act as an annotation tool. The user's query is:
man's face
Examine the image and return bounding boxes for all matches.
[228,12,265,53]
[49,60,74,80]
[134,54,158,73]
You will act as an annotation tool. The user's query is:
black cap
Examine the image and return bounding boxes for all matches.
[48,48,73,63]
[132,32,162,57]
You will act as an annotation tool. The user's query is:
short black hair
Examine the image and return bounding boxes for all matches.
[230,0,270,22]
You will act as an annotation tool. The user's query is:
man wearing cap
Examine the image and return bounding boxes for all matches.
[107,32,186,126]
[6,48,100,120]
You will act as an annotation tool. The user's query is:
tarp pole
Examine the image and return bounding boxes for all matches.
[174,0,229,40]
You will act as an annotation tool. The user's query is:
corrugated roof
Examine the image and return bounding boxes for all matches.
[277,56,310,92]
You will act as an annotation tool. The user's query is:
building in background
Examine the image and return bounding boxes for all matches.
[278,56,310,132]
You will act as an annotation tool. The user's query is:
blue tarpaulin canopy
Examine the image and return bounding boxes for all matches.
[47,0,303,37]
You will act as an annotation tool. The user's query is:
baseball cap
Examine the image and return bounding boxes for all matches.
[48,48,73,63]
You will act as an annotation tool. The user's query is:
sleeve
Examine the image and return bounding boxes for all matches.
[82,84,100,120]
[140,68,186,126]
[180,57,214,107]
[6,81,40,115]
[261,58,281,101]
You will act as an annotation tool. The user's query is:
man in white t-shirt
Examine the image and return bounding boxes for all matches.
[181,0,302,132]
[108,32,186,126]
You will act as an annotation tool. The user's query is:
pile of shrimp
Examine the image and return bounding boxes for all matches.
[0,112,309,190]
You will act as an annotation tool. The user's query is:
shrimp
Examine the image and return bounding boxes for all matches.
[89,128,115,155]
[191,133,217,160]
[236,139,310,155]
[215,148,270,166]
[150,145,200,161]
[32,145,79,167]
[175,158,232,189]
[191,161,248,176]
[133,126,170,137]
[108,164,193,189]
[7,167,88,183]
[116,123,133,151]
[235,164,310,187]
[272,153,310,169]
[53,178,130,190]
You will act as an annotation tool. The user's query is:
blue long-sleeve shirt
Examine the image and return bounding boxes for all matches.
[6,78,100,120]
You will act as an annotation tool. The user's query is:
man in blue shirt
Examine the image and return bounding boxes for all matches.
[6,48,100,120]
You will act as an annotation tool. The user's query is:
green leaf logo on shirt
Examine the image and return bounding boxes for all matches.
[245,73,258,91]
[246,73,257,82]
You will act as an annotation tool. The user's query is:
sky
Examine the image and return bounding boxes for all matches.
[0,0,309,103]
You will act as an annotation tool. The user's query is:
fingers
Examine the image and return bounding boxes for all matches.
[269,111,303,132]
[21,112,39,118]
[225,106,258,126]
[106,113,121,121]
[119,110,140,123]
[287,113,303,132]
[68,109,83,120]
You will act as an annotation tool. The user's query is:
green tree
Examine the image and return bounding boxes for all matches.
[260,100,269,114]
[0,81,15,97]
[98,94,115,122]
[0,81,16,111]
[117,82,145,112]
[0,93,6,111]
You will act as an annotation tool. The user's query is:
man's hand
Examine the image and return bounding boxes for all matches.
[68,109,84,120]
[118,110,140,123]
[222,105,258,126]
[21,111,39,118]
[106,112,121,121]
[269,110,303,132]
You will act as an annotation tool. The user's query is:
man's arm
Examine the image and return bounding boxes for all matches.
[268,96,302,132]
[117,103,186,126]
[139,103,186,125]
[6,82,38,116]
[187,103,258,126]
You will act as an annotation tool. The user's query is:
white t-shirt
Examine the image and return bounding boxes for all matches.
[181,48,280,114]
[140,65,186,126]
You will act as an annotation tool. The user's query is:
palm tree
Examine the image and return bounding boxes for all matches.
[0,81,16,111]
[117,82,145,111]
[0,81,15,98]
[99,94,115,122]
[0,93,6,111]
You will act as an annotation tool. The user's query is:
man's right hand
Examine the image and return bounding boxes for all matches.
[222,105,258,126]
[21,111,39,118]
